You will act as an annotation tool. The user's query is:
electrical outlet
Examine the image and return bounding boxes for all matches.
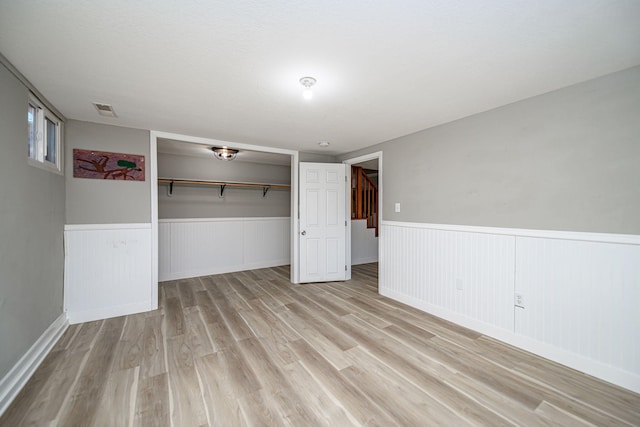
[395,202,401,213]
[515,293,525,308]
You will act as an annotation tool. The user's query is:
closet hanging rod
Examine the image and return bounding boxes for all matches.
[158,178,290,197]
[158,178,290,189]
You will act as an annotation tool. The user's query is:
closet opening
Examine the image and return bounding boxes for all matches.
[149,132,300,307]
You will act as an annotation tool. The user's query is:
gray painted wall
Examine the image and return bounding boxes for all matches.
[299,152,337,163]
[0,63,65,379]
[340,66,640,235]
[158,153,290,218]
[65,120,151,224]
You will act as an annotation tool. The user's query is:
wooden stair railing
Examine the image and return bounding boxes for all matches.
[351,165,379,237]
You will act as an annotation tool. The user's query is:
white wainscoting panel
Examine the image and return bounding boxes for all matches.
[159,217,290,281]
[64,224,154,324]
[515,237,640,382]
[380,220,640,393]
[381,223,515,333]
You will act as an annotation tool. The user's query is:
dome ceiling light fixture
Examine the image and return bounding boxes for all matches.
[300,76,317,100]
[211,146,238,161]
[318,141,330,147]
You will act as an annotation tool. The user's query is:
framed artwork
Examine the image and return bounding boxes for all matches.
[73,149,145,181]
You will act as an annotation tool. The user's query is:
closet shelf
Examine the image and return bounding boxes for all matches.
[158,178,290,197]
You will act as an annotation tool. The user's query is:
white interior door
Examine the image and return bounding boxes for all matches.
[299,162,347,283]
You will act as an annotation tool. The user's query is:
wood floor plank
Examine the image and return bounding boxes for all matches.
[260,278,298,305]
[425,336,545,410]
[288,338,398,427]
[270,266,290,281]
[307,286,393,329]
[284,301,357,351]
[227,274,259,303]
[177,278,197,308]
[500,340,640,422]
[209,287,256,341]
[20,348,91,426]
[336,313,510,426]
[202,320,237,352]
[236,389,280,427]
[164,296,185,337]
[281,360,356,426]
[69,319,104,353]
[195,353,246,427]
[57,316,126,426]
[246,299,300,343]
[534,400,596,427]
[248,280,290,313]
[276,304,353,370]
[237,337,322,426]
[183,306,215,358]
[0,348,83,426]
[238,302,299,366]
[139,314,167,379]
[373,328,551,426]
[111,312,146,373]
[211,342,263,398]
[165,334,208,427]
[134,373,170,427]
[341,362,468,427]
[208,274,235,296]
[162,281,179,300]
[51,323,81,352]
[347,295,438,340]
[93,366,139,427]
[194,288,224,324]
[4,263,639,426]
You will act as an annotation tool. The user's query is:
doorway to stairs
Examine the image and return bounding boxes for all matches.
[343,152,382,285]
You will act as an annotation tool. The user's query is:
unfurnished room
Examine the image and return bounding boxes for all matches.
[1,1,639,425]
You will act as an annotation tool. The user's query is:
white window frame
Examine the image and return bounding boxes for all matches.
[27,94,63,174]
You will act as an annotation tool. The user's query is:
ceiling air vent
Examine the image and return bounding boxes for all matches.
[93,102,117,117]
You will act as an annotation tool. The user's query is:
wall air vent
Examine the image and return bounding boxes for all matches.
[93,102,117,118]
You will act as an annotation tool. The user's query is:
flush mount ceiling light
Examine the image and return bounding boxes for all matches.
[300,76,316,100]
[211,146,238,161]
[318,141,330,147]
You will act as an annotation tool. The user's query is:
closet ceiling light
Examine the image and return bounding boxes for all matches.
[211,146,238,161]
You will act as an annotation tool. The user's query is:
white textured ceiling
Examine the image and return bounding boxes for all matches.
[1,1,640,155]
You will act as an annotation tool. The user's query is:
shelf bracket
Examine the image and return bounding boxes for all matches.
[219,184,227,198]
[169,180,174,196]
[262,186,271,197]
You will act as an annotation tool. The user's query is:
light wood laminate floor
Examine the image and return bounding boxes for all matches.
[2,263,639,426]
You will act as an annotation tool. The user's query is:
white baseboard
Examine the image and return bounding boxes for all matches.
[66,301,152,325]
[351,256,379,266]
[380,287,515,344]
[0,313,68,416]
[380,287,640,394]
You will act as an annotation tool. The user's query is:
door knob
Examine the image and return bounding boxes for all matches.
[301,230,306,235]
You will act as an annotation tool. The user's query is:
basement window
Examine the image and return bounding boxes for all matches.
[27,94,63,174]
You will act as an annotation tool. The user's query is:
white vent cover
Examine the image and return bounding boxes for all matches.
[93,102,117,117]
